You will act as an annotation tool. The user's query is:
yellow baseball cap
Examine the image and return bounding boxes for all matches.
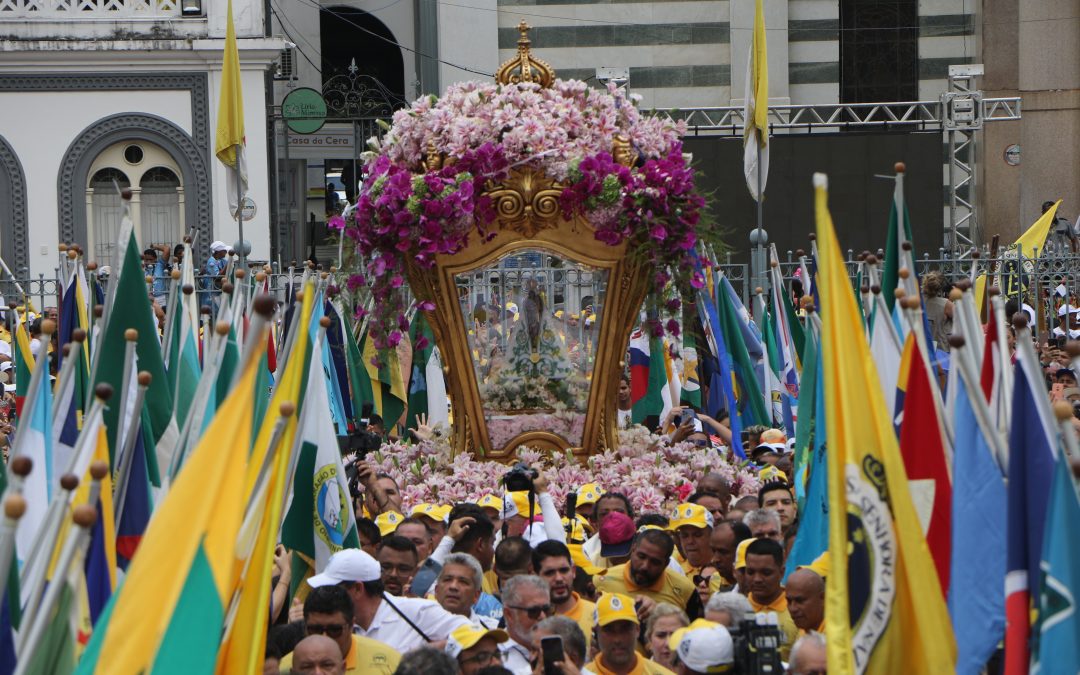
[411,503,452,523]
[444,624,509,658]
[670,503,714,530]
[374,511,404,536]
[476,494,502,512]
[734,538,758,570]
[503,491,536,519]
[577,483,604,506]
[594,592,638,626]
[758,466,788,484]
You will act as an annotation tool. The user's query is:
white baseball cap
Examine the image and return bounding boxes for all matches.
[210,240,229,253]
[307,548,381,588]
[670,620,734,673]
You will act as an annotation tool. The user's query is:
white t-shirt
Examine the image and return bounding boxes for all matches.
[355,595,471,653]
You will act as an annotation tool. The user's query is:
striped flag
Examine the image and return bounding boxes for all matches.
[629,327,665,426]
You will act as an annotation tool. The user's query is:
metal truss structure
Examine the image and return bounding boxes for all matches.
[646,78,1022,257]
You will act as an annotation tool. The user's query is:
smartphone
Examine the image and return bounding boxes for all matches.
[541,635,565,675]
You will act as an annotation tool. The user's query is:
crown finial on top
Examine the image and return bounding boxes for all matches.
[495,21,556,88]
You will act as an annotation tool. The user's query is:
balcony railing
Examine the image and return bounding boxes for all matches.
[0,0,179,19]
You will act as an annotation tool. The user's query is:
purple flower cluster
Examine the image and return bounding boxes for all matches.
[559,143,707,336]
[346,145,510,350]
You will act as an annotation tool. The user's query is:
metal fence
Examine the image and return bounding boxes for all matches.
[14,246,1080,328]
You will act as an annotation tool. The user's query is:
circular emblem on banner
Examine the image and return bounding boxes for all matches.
[844,459,897,674]
[314,464,350,549]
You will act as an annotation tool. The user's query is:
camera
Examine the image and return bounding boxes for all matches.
[503,462,539,492]
[727,612,783,674]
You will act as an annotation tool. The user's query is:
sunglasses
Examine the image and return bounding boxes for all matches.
[306,622,348,638]
[508,604,553,619]
[693,574,713,587]
[691,439,711,447]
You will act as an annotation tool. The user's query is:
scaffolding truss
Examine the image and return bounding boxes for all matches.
[647,88,1022,256]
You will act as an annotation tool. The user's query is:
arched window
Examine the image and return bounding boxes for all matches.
[89,167,131,268]
[140,166,183,250]
[86,142,185,268]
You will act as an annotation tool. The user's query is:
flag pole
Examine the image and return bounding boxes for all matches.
[13,504,97,670]
[236,156,246,268]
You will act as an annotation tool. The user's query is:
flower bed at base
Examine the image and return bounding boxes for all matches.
[486,412,587,449]
[367,425,762,515]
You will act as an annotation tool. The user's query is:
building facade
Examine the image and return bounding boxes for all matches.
[0,0,285,280]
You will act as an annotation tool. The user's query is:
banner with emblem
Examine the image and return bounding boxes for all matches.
[281,331,360,573]
[814,173,956,674]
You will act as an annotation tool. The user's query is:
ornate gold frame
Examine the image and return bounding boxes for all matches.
[401,23,652,460]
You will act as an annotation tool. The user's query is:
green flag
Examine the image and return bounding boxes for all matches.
[92,228,177,467]
[882,183,914,313]
[282,333,360,572]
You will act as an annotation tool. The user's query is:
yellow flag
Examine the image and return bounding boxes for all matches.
[815,173,956,674]
[88,342,261,672]
[742,0,769,200]
[974,199,1062,310]
[215,0,247,215]
[216,287,312,675]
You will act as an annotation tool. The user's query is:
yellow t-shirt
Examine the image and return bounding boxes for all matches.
[561,592,597,648]
[586,653,675,675]
[482,569,499,596]
[748,592,799,661]
[594,564,695,611]
[280,634,401,675]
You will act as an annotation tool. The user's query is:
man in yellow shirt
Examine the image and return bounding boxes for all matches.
[533,540,597,647]
[280,585,401,675]
[585,593,674,675]
[742,539,798,661]
[595,529,699,617]
[669,503,714,578]
[784,568,825,636]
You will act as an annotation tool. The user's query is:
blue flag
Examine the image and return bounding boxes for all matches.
[1005,342,1058,669]
[948,372,1005,675]
[698,289,744,459]
[786,343,826,576]
[1034,449,1080,673]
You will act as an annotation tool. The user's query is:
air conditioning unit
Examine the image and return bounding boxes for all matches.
[275,47,297,81]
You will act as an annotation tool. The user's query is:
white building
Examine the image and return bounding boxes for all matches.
[0,0,287,280]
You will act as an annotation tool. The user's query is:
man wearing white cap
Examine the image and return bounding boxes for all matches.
[202,241,230,309]
[668,619,734,675]
[309,548,470,653]
[444,624,510,675]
